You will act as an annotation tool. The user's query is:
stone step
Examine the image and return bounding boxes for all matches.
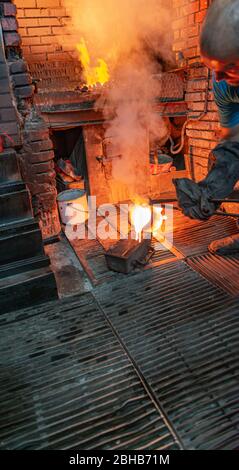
[0,227,45,265]
[0,254,50,279]
[0,181,25,195]
[0,217,38,236]
[0,188,32,224]
[0,266,58,314]
[0,149,21,183]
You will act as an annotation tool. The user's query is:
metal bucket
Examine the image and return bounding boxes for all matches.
[57,189,88,225]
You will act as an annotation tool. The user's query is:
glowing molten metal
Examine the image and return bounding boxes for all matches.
[76,38,110,87]
[131,204,168,243]
[131,204,151,242]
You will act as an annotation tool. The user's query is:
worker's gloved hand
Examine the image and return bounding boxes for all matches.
[173,177,218,220]
[173,141,239,220]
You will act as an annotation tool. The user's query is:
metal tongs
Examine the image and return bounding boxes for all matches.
[210,198,239,217]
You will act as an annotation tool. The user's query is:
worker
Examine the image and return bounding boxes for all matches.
[175,0,239,255]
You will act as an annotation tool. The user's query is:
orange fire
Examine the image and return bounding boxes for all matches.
[76,38,110,88]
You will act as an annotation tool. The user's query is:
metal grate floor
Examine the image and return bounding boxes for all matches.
[160,207,239,297]
[170,209,238,257]
[187,253,239,297]
[95,261,239,450]
[1,207,239,450]
[69,230,175,286]
[0,293,180,450]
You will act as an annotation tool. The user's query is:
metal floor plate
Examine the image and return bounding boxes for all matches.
[0,293,180,450]
[170,209,238,257]
[95,261,239,450]
[170,209,239,296]
[187,253,239,297]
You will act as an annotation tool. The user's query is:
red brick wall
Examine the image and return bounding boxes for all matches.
[14,0,82,92]
[172,0,220,181]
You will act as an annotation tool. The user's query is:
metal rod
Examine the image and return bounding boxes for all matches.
[151,197,239,204]
[150,198,177,204]
[172,206,239,218]
[211,198,239,203]
[215,210,239,218]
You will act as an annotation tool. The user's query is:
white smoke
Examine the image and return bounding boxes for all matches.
[62,0,174,195]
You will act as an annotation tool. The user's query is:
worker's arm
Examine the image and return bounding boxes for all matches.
[213,78,239,141]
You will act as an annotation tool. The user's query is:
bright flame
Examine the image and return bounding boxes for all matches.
[131,204,151,242]
[76,38,110,87]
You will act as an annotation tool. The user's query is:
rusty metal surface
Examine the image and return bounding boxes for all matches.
[186,253,239,297]
[36,71,187,126]
[0,293,180,450]
[169,209,238,257]
[154,71,185,102]
[105,239,152,274]
[95,261,239,450]
[168,207,239,296]
[69,231,176,285]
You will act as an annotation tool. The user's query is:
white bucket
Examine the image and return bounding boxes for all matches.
[57,189,88,225]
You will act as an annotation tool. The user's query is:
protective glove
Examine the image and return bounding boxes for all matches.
[173,141,239,220]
